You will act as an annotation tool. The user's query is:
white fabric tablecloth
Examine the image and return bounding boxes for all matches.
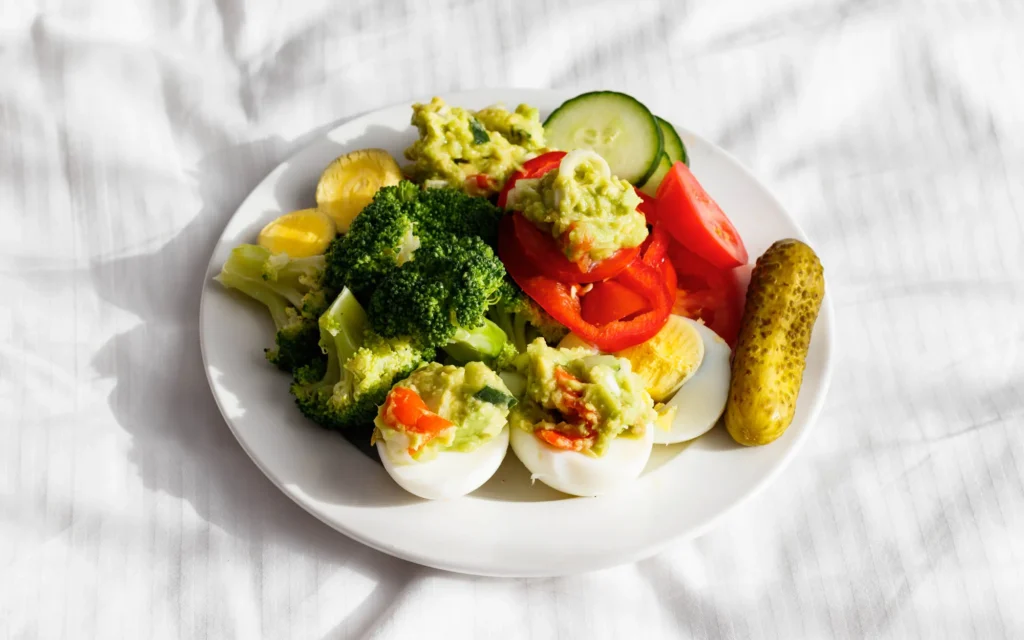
[2,1,1022,638]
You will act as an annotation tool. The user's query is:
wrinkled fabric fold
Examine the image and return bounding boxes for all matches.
[1,0,1022,637]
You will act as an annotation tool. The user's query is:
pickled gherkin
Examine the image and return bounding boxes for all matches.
[725,239,824,446]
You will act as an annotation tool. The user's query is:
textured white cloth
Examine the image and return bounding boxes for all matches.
[2,0,1022,638]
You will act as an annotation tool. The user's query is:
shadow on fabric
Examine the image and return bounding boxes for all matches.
[88,127,418,631]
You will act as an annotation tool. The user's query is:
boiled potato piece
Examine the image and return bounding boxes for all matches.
[316,149,402,232]
[257,208,336,257]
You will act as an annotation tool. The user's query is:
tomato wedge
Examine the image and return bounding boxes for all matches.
[382,387,453,434]
[510,212,640,283]
[497,151,567,208]
[500,217,672,351]
[656,162,748,269]
[667,240,744,346]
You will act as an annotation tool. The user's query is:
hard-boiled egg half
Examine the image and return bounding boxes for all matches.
[508,339,657,497]
[560,315,732,445]
[654,319,731,444]
[374,362,515,500]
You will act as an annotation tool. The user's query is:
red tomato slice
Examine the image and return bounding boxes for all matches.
[382,387,454,438]
[511,213,640,283]
[497,151,567,208]
[537,428,594,452]
[667,240,743,345]
[656,162,748,269]
[383,387,429,428]
[499,217,672,352]
[415,412,455,435]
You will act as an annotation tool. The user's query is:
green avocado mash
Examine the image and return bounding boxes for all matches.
[509,339,656,457]
[507,150,647,265]
[374,361,512,460]
[404,97,546,194]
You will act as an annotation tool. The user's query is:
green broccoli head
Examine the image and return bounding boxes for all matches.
[290,289,432,433]
[368,235,506,350]
[265,314,322,372]
[215,244,333,372]
[487,277,568,352]
[323,181,503,297]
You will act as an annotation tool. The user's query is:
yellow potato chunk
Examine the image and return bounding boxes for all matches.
[257,208,336,257]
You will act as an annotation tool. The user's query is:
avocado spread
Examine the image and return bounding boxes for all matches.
[510,339,656,456]
[507,150,647,266]
[374,362,512,460]
[404,97,546,193]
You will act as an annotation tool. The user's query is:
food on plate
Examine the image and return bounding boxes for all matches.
[653,319,731,444]
[215,244,331,372]
[638,153,672,197]
[290,288,433,433]
[487,281,570,354]
[655,116,688,167]
[215,89,826,501]
[323,181,503,296]
[367,235,513,364]
[668,240,744,346]
[508,339,656,496]
[656,161,748,269]
[505,149,647,267]
[404,97,546,194]
[257,208,337,258]
[543,91,664,185]
[374,362,514,499]
[559,316,728,444]
[726,239,824,446]
[322,181,534,365]
[561,314,705,403]
[316,149,402,233]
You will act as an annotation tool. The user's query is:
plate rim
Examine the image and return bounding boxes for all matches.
[198,88,834,577]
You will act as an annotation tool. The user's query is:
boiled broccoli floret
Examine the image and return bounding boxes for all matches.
[366,235,510,362]
[291,288,432,432]
[215,244,332,372]
[323,181,504,297]
[488,278,568,353]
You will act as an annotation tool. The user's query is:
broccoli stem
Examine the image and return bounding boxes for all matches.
[319,288,369,368]
[442,318,509,363]
[215,270,293,330]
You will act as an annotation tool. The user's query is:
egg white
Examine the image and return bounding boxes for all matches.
[377,427,509,500]
[654,319,732,444]
[509,422,654,497]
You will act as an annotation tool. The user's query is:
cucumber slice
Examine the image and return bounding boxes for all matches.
[655,116,689,166]
[639,153,672,197]
[544,91,663,185]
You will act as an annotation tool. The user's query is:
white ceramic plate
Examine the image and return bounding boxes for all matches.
[199,89,834,577]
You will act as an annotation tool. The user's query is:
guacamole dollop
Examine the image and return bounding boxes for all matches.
[404,97,546,194]
[509,339,656,457]
[507,150,647,266]
[374,362,514,460]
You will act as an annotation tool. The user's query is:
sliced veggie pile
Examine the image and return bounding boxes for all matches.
[503,91,750,352]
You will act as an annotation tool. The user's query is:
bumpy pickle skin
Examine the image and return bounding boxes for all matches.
[725,239,824,446]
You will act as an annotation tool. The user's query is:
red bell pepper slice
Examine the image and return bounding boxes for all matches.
[510,212,640,284]
[499,217,672,352]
